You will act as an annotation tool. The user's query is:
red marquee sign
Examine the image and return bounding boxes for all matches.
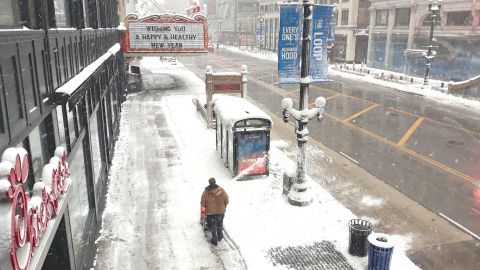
[0,147,71,270]
[123,13,208,54]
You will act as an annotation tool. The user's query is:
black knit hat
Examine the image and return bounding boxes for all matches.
[208,177,216,185]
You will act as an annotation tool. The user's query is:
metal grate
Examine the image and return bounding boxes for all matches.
[267,241,355,270]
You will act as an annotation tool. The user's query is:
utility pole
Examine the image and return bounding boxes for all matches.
[423,1,440,86]
[281,0,327,206]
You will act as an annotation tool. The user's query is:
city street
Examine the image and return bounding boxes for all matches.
[179,47,480,246]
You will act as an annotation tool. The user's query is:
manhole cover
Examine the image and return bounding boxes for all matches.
[448,140,464,145]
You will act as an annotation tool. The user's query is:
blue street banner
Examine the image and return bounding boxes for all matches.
[310,5,334,82]
[278,3,302,84]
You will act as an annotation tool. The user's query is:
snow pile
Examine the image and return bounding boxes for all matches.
[222,45,278,62]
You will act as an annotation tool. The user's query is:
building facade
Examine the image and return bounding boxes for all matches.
[367,0,480,81]
[0,0,125,269]
[256,0,369,63]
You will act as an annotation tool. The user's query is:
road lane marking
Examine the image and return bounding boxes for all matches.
[339,152,359,165]
[326,112,479,184]
[343,104,380,123]
[207,56,480,184]
[310,84,480,137]
[397,117,425,146]
[326,93,342,100]
[307,93,342,108]
[439,213,480,241]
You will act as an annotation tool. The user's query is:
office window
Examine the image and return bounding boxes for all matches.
[376,9,388,26]
[341,10,349,25]
[395,8,410,26]
[447,11,473,26]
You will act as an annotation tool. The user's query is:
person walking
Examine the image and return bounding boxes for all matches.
[201,177,229,246]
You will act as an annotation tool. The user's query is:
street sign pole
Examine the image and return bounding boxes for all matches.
[292,0,313,206]
[280,1,327,206]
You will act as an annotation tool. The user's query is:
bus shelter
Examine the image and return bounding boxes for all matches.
[213,95,272,178]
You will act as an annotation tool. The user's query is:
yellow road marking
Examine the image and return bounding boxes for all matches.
[210,55,480,184]
[310,84,480,137]
[326,93,342,100]
[343,104,380,123]
[325,112,479,184]
[398,117,424,146]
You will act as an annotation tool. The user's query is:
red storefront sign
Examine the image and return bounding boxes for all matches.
[0,147,71,270]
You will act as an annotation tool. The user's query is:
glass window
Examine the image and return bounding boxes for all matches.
[447,11,473,26]
[54,0,69,27]
[68,142,89,262]
[376,9,388,26]
[395,8,410,26]
[0,1,14,26]
[82,0,90,27]
[110,87,117,123]
[29,126,45,182]
[56,106,67,150]
[67,103,77,146]
[89,112,102,187]
[341,9,349,25]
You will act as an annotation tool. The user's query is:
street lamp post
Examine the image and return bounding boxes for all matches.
[423,1,440,86]
[280,0,327,206]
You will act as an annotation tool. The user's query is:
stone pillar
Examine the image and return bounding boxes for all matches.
[384,7,395,69]
[366,7,376,66]
[407,5,416,49]
[346,31,357,62]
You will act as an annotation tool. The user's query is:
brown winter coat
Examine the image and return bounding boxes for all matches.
[201,184,229,215]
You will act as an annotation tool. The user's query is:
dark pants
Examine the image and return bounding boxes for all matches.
[207,214,224,244]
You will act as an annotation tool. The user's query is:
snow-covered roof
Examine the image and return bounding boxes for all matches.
[56,43,121,96]
[213,95,272,128]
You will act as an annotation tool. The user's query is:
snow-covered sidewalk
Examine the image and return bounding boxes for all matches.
[94,61,420,269]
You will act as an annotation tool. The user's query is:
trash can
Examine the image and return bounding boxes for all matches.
[367,233,394,270]
[348,219,373,257]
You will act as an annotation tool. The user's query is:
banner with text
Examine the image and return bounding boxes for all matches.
[310,5,333,82]
[124,14,208,54]
[277,4,303,84]
[277,4,335,83]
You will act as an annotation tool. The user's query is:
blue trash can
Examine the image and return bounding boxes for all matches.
[367,233,394,270]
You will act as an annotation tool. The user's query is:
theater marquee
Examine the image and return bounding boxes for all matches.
[124,13,208,54]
